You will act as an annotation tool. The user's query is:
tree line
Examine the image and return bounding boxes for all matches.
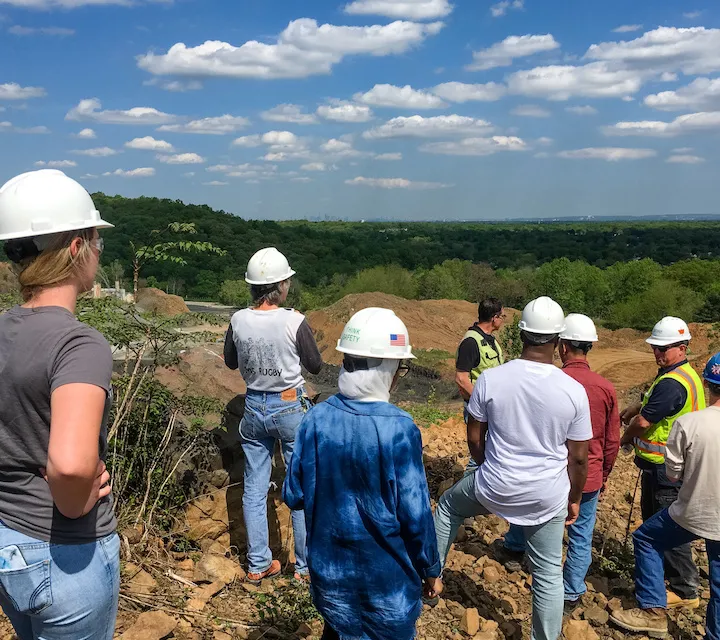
[92,193,720,328]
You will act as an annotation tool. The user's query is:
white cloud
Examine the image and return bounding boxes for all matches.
[206,163,278,179]
[604,111,720,137]
[232,135,262,148]
[683,11,702,19]
[71,146,118,156]
[431,81,507,102]
[511,104,551,117]
[354,83,447,109]
[66,98,178,125]
[467,34,559,71]
[586,27,720,76]
[137,18,444,80]
[260,104,317,124]
[8,25,74,36]
[364,114,492,139]
[317,102,373,123]
[536,136,554,145]
[490,0,523,18]
[203,180,228,186]
[76,128,96,138]
[672,147,693,153]
[645,78,720,112]
[157,115,250,135]
[0,122,50,134]
[0,0,166,6]
[419,135,527,155]
[300,162,328,171]
[507,62,643,100]
[157,152,205,164]
[343,0,451,20]
[291,176,312,183]
[374,152,402,160]
[144,78,203,92]
[660,72,678,82]
[102,167,156,178]
[612,24,643,33]
[667,154,704,164]
[125,136,174,151]
[34,159,76,168]
[320,138,354,153]
[0,82,45,100]
[346,176,451,189]
[565,105,598,115]
[557,147,657,161]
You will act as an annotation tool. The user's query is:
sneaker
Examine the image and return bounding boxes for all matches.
[666,590,700,609]
[610,608,668,638]
[247,559,281,584]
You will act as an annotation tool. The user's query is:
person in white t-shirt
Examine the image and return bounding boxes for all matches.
[433,297,592,640]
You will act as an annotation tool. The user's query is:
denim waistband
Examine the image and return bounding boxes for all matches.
[246,387,305,399]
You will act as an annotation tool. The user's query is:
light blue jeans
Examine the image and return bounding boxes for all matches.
[240,388,308,575]
[0,521,119,640]
[504,489,600,601]
[434,473,567,640]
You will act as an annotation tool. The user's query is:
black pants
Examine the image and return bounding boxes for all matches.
[640,465,699,599]
[321,623,340,640]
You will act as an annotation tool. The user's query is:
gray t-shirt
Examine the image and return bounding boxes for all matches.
[0,305,116,543]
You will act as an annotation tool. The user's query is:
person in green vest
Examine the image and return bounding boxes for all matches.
[620,316,705,609]
[455,297,505,404]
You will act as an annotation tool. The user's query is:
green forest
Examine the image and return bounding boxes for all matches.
[93,193,720,330]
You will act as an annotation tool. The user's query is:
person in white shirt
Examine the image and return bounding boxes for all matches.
[223,247,322,584]
[611,351,720,640]
[433,297,592,640]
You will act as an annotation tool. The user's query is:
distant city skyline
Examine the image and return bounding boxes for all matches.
[1,0,718,220]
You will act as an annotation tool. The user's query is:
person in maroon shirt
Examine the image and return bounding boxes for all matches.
[503,313,620,609]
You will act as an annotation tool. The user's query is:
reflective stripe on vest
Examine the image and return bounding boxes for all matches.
[463,330,504,384]
[634,362,706,464]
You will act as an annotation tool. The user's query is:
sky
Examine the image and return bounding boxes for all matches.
[1,0,719,221]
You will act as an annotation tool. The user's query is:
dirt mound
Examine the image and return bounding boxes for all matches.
[0,262,18,294]
[307,293,518,365]
[135,287,190,316]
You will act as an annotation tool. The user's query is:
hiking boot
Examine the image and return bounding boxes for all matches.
[564,599,580,615]
[666,590,700,609]
[610,608,668,638]
[492,543,526,573]
[247,559,281,584]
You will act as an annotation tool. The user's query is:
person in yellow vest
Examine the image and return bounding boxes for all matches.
[455,297,505,404]
[620,316,705,609]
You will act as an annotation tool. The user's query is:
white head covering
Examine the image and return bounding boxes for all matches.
[338,357,399,403]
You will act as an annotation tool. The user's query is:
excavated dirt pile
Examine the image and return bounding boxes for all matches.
[136,287,191,316]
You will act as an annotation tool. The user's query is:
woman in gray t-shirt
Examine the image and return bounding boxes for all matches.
[0,170,118,640]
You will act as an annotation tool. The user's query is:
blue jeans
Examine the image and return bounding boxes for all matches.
[434,473,567,640]
[240,388,308,575]
[505,490,600,601]
[634,509,719,640]
[0,522,119,640]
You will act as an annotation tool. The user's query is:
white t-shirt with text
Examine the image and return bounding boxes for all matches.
[467,358,592,526]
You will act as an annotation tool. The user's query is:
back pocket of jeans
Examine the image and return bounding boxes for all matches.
[0,558,52,615]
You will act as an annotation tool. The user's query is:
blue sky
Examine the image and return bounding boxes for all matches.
[1,0,719,220]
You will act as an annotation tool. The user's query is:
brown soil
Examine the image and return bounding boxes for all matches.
[136,287,191,316]
[0,262,18,295]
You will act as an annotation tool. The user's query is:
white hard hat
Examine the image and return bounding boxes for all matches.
[245,247,296,285]
[560,313,599,342]
[518,296,566,335]
[646,316,691,346]
[336,307,415,360]
[0,170,113,241]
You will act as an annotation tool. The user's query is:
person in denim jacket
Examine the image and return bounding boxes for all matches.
[284,308,442,640]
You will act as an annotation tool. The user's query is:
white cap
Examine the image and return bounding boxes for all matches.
[646,316,691,346]
[0,170,113,241]
[336,307,415,360]
[560,313,599,342]
[518,296,566,335]
[245,247,296,285]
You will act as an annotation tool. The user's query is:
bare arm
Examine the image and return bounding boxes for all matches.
[620,413,651,447]
[455,370,474,402]
[566,439,589,525]
[467,417,488,467]
[620,401,642,425]
[46,384,110,519]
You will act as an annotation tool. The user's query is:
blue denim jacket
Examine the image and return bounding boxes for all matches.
[283,394,440,640]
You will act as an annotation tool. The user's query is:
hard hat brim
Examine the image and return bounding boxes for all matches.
[336,344,416,360]
[244,268,296,285]
[646,336,692,346]
[0,217,114,241]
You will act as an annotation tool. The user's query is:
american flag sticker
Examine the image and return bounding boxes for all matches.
[390,334,406,346]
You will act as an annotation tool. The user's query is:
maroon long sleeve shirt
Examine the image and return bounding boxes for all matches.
[562,359,621,493]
